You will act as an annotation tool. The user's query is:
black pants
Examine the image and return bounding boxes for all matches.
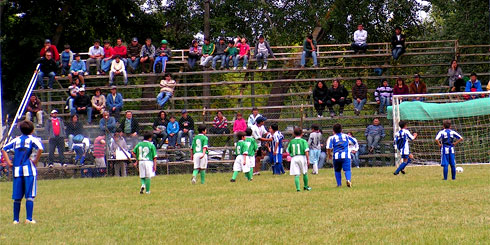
[326,99,345,113]
[314,102,326,116]
[109,107,121,121]
[48,136,65,164]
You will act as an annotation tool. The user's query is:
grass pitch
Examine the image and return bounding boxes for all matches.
[1,165,489,244]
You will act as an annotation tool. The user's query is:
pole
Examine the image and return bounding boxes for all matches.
[0,3,3,140]
[202,0,211,117]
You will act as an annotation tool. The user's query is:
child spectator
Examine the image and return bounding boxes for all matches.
[60,44,73,76]
[68,54,86,85]
[374,79,393,115]
[347,132,360,168]
[234,37,250,70]
[0,154,9,177]
[157,73,177,108]
[254,35,275,69]
[166,116,180,148]
[212,37,227,70]
[72,134,90,166]
[225,40,238,69]
[233,113,247,133]
[188,40,202,70]
[200,37,215,68]
[308,124,322,174]
[271,123,285,175]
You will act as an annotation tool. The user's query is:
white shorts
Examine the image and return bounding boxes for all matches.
[193,153,208,169]
[247,156,255,168]
[139,160,154,178]
[290,155,308,176]
[233,155,250,173]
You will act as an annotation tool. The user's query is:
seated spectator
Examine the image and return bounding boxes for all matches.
[465,72,483,100]
[0,155,9,177]
[210,111,230,134]
[140,38,155,73]
[60,44,73,76]
[225,40,238,69]
[66,114,85,150]
[352,78,368,116]
[365,118,385,153]
[36,51,58,89]
[87,39,104,75]
[91,88,106,116]
[166,116,179,148]
[177,110,194,147]
[93,131,107,172]
[212,37,227,70]
[111,128,129,177]
[375,79,393,115]
[113,38,127,66]
[234,37,250,70]
[326,79,349,117]
[448,60,465,92]
[154,40,172,73]
[247,107,262,127]
[393,77,410,100]
[101,40,114,74]
[347,132,360,168]
[46,110,66,167]
[106,86,124,121]
[152,111,169,149]
[187,40,202,70]
[71,134,90,166]
[68,54,86,85]
[351,24,368,54]
[391,27,406,60]
[71,88,93,124]
[109,55,128,85]
[313,81,328,117]
[118,110,139,147]
[254,35,275,70]
[40,39,60,64]
[157,73,176,108]
[26,95,43,127]
[99,111,116,134]
[409,74,427,101]
[233,112,247,133]
[127,37,142,74]
[200,37,215,68]
[66,79,80,111]
[300,34,318,68]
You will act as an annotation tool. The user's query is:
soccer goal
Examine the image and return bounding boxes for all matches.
[388,91,490,165]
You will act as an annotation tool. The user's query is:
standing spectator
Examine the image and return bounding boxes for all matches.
[153,40,172,74]
[65,114,85,150]
[68,54,86,85]
[177,110,195,147]
[152,111,169,149]
[101,40,114,74]
[247,108,262,127]
[352,78,368,116]
[26,95,43,127]
[111,129,129,177]
[234,37,250,70]
[127,37,142,73]
[391,27,406,60]
[87,40,104,75]
[210,111,230,134]
[109,55,128,85]
[300,34,317,68]
[351,24,368,54]
[60,44,73,76]
[409,74,427,101]
[464,72,483,100]
[166,116,180,148]
[99,111,116,134]
[157,73,176,108]
[139,38,156,73]
[106,86,124,121]
[118,110,139,147]
[71,88,93,124]
[347,132,360,168]
[91,88,106,116]
[233,112,247,133]
[212,37,227,70]
[200,37,215,68]
[326,79,349,117]
[313,81,328,117]
[36,51,57,89]
[254,35,275,70]
[448,60,465,92]
[112,38,127,66]
[93,131,107,171]
[187,40,202,70]
[46,110,66,167]
[393,77,410,99]
[40,39,60,63]
[365,118,385,154]
[225,40,238,69]
[375,78,393,115]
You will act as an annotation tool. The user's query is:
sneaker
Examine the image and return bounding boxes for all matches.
[354,109,360,116]
[140,185,145,194]
[145,191,150,194]
[339,113,343,116]
[356,166,360,168]
[191,176,196,184]
[393,172,398,175]
[25,219,36,224]
[63,164,68,167]
[84,72,89,76]
[346,180,352,188]
[13,220,19,225]
[401,170,406,175]
[297,190,301,192]
[48,164,53,168]
[257,66,262,70]
[233,67,237,70]
[317,115,322,118]
[242,66,247,70]
[304,186,312,191]
[230,179,236,182]
[96,71,100,75]
[65,105,69,110]
[263,64,268,69]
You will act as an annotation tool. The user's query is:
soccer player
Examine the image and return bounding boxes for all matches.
[230,131,251,182]
[2,120,43,224]
[308,124,322,174]
[244,128,258,180]
[271,123,285,175]
[326,124,358,187]
[435,120,463,180]
[393,121,418,175]
[132,133,157,194]
[287,127,311,192]
[191,125,209,184]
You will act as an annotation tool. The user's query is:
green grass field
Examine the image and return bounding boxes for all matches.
[1,165,489,244]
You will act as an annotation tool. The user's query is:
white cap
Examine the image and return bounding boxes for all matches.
[79,88,85,92]
[51,110,58,114]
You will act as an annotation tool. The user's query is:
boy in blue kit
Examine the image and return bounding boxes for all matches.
[394,121,418,175]
[435,120,463,180]
[326,124,358,187]
[270,123,285,175]
[2,120,43,224]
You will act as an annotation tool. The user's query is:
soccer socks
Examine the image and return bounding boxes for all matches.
[145,178,151,192]
[248,171,253,180]
[192,169,199,177]
[245,172,251,181]
[335,171,342,186]
[312,163,318,174]
[303,174,309,187]
[395,159,410,174]
[345,171,352,182]
[200,170,206,184]
[294,176,300,191]
[450,164,456,180]
[231,171,239,180]
[140,178,145,187]
[443,165,449,180]
[13,199,21,222]
[26,198,34,221]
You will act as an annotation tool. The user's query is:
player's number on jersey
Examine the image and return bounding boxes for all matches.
[237,146,241,154]
[291,144,301,155]
[138,146,150,160]
[195,140,202,152]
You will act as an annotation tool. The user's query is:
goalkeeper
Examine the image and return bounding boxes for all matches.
[435,120,463,180]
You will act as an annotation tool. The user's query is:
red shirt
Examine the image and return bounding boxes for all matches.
[112,45,127,58]
[40,45,60,61]
[104,47,114,59]
[93,136,106,158]
[52,118,61,136]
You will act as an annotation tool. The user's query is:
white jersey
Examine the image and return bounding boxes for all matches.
[251,124,267,146]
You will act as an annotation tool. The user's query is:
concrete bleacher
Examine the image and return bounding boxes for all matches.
[24,40,490,176]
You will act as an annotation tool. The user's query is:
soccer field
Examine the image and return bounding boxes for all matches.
[1,165,489,244]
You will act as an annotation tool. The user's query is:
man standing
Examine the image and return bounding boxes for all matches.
[365,118,385,154]
[178,110,195,147]
[46,110,66,167]
[351,24,368,54]
[409,74,427,101]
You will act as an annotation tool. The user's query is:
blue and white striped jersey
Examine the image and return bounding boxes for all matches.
[272,131,284,154]
[394,129,415,155]
[326,133,358,160]
[435,129,462,155]
[3,135,43,177]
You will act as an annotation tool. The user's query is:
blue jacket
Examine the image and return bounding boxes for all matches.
[106,93,124,110]
[465,80,482,92]
[365,124,386,138]
[166,121,179,134]
[70,60,86,72]
[99,116,116,133]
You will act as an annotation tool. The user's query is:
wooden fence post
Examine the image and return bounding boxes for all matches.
[300,104,304,129]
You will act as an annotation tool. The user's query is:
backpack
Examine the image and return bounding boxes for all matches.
[73,134,84,144]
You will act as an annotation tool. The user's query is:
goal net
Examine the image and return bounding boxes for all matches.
[388,91,490,165]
